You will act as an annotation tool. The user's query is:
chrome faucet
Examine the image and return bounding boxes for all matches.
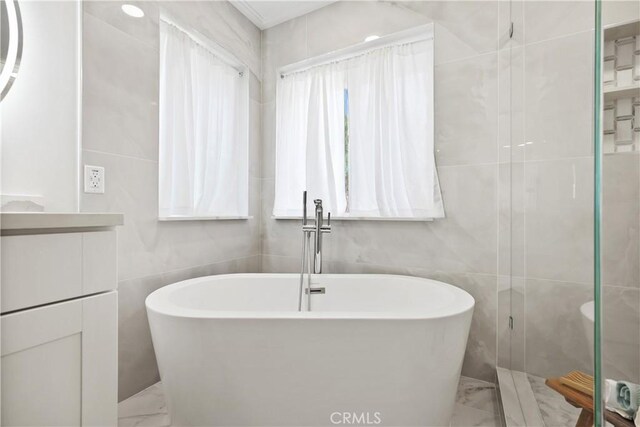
[298,191,331,311]
[301,192,331,274]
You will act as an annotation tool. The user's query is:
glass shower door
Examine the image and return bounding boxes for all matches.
[598,2,640,426]
[496,0,610,425]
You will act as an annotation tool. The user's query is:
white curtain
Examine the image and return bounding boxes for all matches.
[159,20,248,218]
[274,38,444,219]
[274,63,348,217]
[347,41,443,218]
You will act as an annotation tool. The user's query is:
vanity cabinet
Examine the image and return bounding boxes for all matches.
[0,213,122,427]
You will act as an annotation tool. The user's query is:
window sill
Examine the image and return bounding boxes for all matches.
[158,216,252,222]
[272,215,434,222]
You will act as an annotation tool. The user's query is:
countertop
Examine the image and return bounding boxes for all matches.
[0,212,124,231]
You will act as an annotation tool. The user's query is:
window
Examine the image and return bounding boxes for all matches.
[273,24,444,220]
[159,18,248,220]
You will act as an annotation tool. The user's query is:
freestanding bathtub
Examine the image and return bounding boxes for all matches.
[146,274,474,427]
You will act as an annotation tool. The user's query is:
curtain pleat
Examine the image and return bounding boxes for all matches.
[274,63,347,216]
[159,21,248,218]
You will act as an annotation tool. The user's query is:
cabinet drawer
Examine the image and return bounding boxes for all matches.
[2,233,82,313]
[1,231,117,313]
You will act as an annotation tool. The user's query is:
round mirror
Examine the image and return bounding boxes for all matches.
[0,0,23,101]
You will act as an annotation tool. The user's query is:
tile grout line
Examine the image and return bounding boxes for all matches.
[83,148,158,164]
[84,8,160,52]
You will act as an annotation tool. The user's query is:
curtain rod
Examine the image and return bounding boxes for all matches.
[279,23,434,79]
[160,15,246,77]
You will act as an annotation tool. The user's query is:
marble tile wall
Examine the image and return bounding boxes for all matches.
[260,0,502,382]
[81,1,262,400]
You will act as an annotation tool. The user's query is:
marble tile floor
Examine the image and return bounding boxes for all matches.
[118,376,502,427]
[527,374,581,427]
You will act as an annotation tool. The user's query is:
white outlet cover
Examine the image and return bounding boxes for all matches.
[84,165,105,194]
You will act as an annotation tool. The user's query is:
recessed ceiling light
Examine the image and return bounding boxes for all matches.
[364,35,380,42]
[121,4,144,18]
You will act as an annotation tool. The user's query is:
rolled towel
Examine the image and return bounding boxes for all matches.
[606,380,620,410]
[605,379,636,420]
[616,382,640,419]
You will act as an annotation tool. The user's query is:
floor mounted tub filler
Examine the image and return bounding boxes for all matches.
[146,273,474,426]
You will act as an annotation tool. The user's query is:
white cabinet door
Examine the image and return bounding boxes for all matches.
[1,292,117,426]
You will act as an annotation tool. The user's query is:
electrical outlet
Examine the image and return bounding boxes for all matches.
[84,165,105,194]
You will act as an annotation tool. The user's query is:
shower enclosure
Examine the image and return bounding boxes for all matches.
[497,1,639,426]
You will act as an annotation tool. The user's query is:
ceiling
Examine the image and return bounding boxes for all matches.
[230,1,337,30]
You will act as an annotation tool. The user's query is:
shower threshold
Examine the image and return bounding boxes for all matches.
[496,367,582,427]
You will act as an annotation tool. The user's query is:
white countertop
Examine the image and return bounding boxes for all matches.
[1,212,124,231]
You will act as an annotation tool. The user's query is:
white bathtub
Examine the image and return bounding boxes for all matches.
[146,274,474,427]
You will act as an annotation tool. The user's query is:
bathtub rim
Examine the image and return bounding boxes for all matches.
[145,273,475,321]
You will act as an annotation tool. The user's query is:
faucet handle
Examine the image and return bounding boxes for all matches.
[321,212,331,233]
